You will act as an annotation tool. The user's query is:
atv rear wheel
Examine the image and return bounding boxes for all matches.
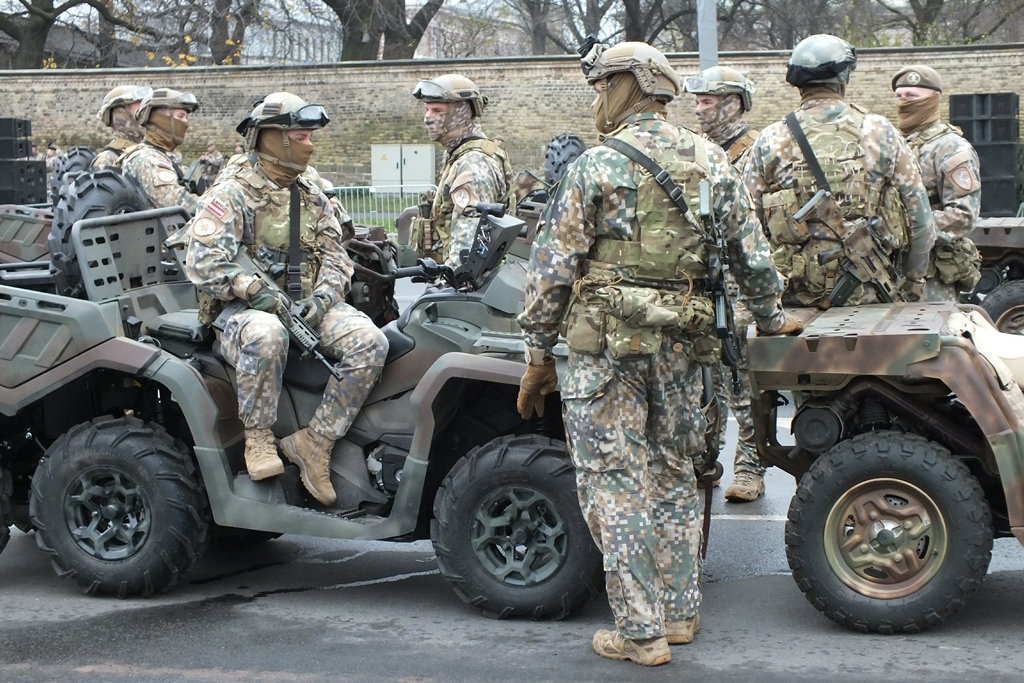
[981,280,1024,334]
[30,416,210,596]
[48,170,151,298]
[786,431,992,633]
[431,434,602,619]
[0,468,12,556]
[49,146,96,206]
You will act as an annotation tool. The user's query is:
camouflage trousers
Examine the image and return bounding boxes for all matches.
[561,337,705,640]
[219,304,389,438]
[710,296,762,476]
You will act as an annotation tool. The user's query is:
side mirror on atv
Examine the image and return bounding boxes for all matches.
[452,203,525,291]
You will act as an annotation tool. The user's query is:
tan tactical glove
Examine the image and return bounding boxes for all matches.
[759,312,803,337]
[517,360,558,420]
[902,278,925,302]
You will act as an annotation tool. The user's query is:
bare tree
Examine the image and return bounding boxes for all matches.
[873,0,1024,43]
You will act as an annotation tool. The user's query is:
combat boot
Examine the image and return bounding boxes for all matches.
[243,428,285,481]
[725,471,765,502]
[280,427,337,506]
[665,614,701,644]
[591,630,670,666]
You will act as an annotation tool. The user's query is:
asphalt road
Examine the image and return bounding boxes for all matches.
[4,413,1024,683]
[4,281,1024,682]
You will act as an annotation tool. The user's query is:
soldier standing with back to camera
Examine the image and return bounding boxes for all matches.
[410,74,515,267]
[892,65,983,301]
[120,88,202,212]
[517,41,800,666]
[182,92,388,506]
[92,85,152,170]
[743,35,937,307]
[684,67,764,502]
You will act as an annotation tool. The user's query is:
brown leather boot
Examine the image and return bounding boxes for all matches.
[243,428,285,481]
[280,427,337,506]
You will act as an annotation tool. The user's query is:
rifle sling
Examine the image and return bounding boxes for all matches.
[288,182,303,297]
[603,138,691,216]
[784,112,832,195]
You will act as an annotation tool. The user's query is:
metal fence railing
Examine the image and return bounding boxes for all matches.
[330,185,435,230]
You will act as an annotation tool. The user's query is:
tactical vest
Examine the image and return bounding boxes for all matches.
[762,106,907,253]
[587,129,712,287]
[724,129,759,167]
[431,138,516,246]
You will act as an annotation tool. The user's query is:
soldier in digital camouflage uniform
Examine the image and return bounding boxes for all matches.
[182,92,388,506]
[200,140,224,190]
[411,74,514,267]
[684,67,764,502]
[91,85,152,170]
[517,41,801,667]
[892,65,982,301]
[120,88,202,212]
[743,35,937,308]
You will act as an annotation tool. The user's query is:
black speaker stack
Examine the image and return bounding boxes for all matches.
[950,93,1022,217]
[0,118,45,205]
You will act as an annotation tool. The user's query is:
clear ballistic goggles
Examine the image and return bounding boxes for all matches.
[683,77,752,96]
[411,80,478,102]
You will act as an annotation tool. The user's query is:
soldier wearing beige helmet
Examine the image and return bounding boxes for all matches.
[92,85,152,170]
[892,64,983,301]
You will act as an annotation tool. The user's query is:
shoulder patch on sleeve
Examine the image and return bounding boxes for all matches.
[206,201,228,218]
[191,217,218,237]
[451,187,472,211]
[155,169,178,184]
[949,163,979,195]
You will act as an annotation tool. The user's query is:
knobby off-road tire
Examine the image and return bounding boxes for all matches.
[981,280,1024,335]
[786,431,992,634]
[0,467,12,556]
[431,434,602,620]
[49,146,97,207]
[30,416,211,597]
[543,134,586,186]
[48,169,151,298]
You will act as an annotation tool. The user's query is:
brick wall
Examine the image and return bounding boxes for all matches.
[2,43,1021,186]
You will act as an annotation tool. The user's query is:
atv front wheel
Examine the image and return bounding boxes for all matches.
[431,434,602,619]
[30,416,210,596]
[981,280,1024,334]
[786,431,992,633]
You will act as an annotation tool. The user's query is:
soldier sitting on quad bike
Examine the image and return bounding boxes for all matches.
[182,92,389,506]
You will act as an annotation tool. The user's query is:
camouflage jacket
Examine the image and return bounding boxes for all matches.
[91,139,134,170]
[183,163,353,307]
[120,142,201,213]
[201,151,224,180]
[520,112,785,359]
[434,137,510,267]
[905,121,981,240]
[743,97,937,282]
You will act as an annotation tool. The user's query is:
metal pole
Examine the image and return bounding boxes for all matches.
[697,0,718,70]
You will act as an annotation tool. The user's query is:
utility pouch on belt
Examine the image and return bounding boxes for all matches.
[763,188,810,245]
[409,216,437,256]
[561,282,716,361]
[932,236,982,290]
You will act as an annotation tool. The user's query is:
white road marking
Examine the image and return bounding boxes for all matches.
[318,568,440,590]
[713,514,788,522]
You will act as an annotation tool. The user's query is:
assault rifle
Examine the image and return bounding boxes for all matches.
[699,180,742,395]
[797,189,907,306]
[213,245,343,381]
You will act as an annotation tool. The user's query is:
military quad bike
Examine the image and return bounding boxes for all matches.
[0,173,602,619]
[747,301,1024,633]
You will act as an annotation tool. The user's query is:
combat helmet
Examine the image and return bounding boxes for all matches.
[684,66,755,111]
[580,41,681,102]
[97,85,153,127]
[235,92,330,152]
[135,88,198,125]
[412,74,488,117]
[786,34,857,87]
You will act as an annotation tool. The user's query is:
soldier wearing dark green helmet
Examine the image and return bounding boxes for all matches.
[743,34,937,308]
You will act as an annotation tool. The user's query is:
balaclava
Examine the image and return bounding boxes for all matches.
[593,71,666,135]
[424,100,482,153]
[109,105,146,145]
[144,109,188,151]
[696,94,747,146]
[256,129,315,187]
[897,91,941,135]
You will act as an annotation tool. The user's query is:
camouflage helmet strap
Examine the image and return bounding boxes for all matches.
[784,112,832,194]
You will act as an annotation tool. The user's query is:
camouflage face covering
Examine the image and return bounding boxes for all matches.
[425,100,478,151]
[110,105,145,143]
[256,129,314,186]
[593,72,660,135]
[145,109,188,150]
[695,94,745,145]
[896,91,941,135]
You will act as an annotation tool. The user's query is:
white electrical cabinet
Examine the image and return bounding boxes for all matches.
[371,144,435,188]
